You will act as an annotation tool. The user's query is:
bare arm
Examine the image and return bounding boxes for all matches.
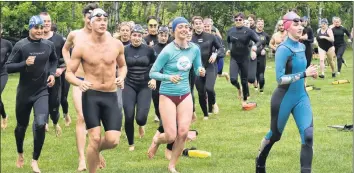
[65,45,83,86]
[326,29,335,42]
[116,41,127,79]
[62,31,76,66]
[269,35,276,50]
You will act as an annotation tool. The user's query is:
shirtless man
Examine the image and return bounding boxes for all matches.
[269,20,288,53]
[66,8,127,173]
[62,3,112,171]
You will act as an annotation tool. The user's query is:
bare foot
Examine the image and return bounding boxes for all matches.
[237,89,242,100]
[147,137,160,159]
[139,126,145,138]
[223,72,230,82]
[192,112,197,123]
[77,159,87,171]
[129,145,135,151]
[203,117,209,121]
[164,149,172,160]
[212,103,219,114]
[31,160,41,173]
[55,124,62,137]
[187,130,197,141]
[168,167,179,173]
[64,114,71,127]
[1,116,8,130]
[98,153,106,169]
[16,154,24,168]
[45,123,49,132]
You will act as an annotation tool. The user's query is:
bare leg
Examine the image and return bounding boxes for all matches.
[87,127,101,173]
[169,94,193,171]
[318,48,326,76]
[73,86,87,171]
[147,130,161,159]
[327,47,337,73]
[98,130,121,168]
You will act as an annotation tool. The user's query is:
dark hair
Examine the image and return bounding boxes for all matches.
[82,3,99,15]
[146,16,160,24]
[234,12,245,19]
[39,12,49,16]
[248,14,256,20]
[51,23,57,32]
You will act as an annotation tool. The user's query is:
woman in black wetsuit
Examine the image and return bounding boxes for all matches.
[122,24,156,151]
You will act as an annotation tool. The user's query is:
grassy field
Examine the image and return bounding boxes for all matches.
[1,50,352,173]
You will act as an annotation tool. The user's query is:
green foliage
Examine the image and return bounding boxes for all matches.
[1,2,352,38]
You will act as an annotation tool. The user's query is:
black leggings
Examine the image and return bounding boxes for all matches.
[335,44,346,72]
[189,67,196,112]
[122,84,152,145]
[248,58,257,84]
[15,92,49,160]
[305,44,313,68]
[256,55,266,90]
[0,74,8,118]
[48,76,61,125]
[60,71,70,115]
[152,82,161,119]
[195,64,217,117]
[229,57,249,101]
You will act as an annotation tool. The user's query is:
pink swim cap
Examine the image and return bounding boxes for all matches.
[282,11,299,30]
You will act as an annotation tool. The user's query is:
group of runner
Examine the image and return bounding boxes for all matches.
[0,3,352,173]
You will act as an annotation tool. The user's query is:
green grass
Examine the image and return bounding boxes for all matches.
[1,50,352,173]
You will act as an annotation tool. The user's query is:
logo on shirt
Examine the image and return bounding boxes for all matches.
[198,39,203,43]
[176,56,192,71]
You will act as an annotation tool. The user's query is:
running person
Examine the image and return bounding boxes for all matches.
[122,24,156,151]
[254,18,270,93]
[144,16,160,47]
[255,12,318,173]
[40,12,67,135]
[0,24,13,130]
[269,20,287,54]
[62,3,106,171]
[113,22,131,46]
[316,18,337,78]
[226,12,260,110]
[192,16,224,119]
[148,17,205,173]
[65,8,127,173]
[248,14,257,30]
[300,16,314,69]
[152,26,170,122]
[6,15,57,173]
[331,17,351,74]
[211,26,230,81]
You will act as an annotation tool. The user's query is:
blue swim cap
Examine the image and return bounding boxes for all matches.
[29,15,43,30]
[172,17,189,32]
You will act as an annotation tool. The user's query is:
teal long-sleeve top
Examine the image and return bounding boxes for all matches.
[149,41,203,96]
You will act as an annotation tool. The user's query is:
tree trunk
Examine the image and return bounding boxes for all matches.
[138,2,142,19]
[155,1,162,17]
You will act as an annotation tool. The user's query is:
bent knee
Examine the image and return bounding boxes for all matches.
[303,127,313,146]
[89,135,101,146]
[165,133,177,144]
[106,136,120,147]
[34,114,47,128]
[230,78,239,85]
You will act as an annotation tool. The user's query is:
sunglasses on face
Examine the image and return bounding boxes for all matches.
[285,18,303,23]
[90,13,108,19]
[149,24,158,28]
[235,18,243,22]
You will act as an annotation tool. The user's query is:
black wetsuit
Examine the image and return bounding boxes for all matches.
[144,34,158,46]
[123,43,156,145]
[317,29,333,51]
[122,40,131,46]
[46,33,66,125]
[254,30,270,91]
[152,43,166,120]
[0,38,13,118]
[6,37,57,160]
[192,32,224,117]
[301,26,314,68]
[332,26,351,72]
[227,26,261,101]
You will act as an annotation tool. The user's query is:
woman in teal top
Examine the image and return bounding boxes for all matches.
[148,17,205,173]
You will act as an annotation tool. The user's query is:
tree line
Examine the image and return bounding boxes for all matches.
[1,1,353,40]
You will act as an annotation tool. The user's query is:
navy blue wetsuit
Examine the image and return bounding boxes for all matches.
[6,37,57,160]
[256,37,313,173]
[0,38,13,119]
